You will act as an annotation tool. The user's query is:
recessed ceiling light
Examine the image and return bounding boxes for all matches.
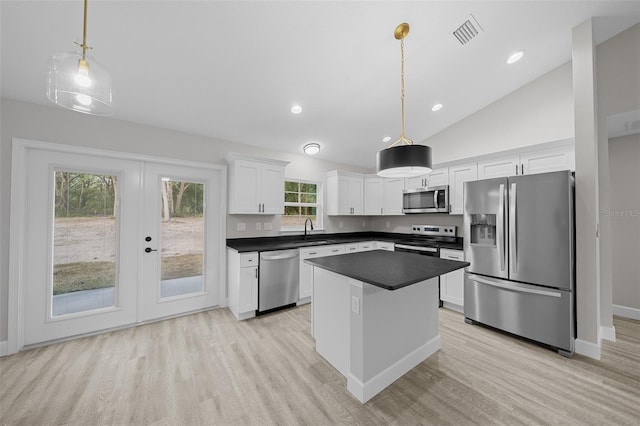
[291,104,302,114]
[506,51,524,64]
[303,142,320,155]
[432,103,443,112]
[382,136,392,143]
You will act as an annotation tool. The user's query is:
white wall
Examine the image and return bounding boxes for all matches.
[596,23,640,325]
[0,97,369,342]
[419,62,574,164]
[608,134,640,312]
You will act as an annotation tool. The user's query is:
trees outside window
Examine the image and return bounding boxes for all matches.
[283,180,321,229]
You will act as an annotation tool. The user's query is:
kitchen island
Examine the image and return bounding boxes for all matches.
[305,250,469,403]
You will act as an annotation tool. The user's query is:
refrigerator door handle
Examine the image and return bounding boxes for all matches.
[510,182,517,273]
[467,274,562,298]
[497,184,505,271]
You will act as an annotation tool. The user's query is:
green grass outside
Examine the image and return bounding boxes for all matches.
[53,254,204,295]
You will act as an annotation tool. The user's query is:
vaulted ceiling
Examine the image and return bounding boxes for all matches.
[2,1,639,168]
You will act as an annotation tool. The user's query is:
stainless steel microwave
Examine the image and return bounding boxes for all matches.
[403,185,449,214]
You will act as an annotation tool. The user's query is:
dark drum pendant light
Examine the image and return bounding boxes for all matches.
[376,23,432,178]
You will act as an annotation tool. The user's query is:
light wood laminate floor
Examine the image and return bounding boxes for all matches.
[1,305,638,425]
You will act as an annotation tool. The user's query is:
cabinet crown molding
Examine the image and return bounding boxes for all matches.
[226,152,290,167]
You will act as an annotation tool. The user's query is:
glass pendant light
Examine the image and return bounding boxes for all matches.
[376,23,432,178]
[46,0,113,116]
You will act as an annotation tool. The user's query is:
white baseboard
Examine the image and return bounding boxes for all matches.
[575,338,601,360]
[442,301,463,313]
[612,304,640,320]
[600,326,616,343]
[347,335,441,403]
[0,340,8,357]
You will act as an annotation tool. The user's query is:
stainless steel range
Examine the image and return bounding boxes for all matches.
[394,225,461,306]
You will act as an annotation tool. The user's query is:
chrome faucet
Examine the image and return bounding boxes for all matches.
[304,218,314,239]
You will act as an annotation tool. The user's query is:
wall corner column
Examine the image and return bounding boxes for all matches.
[572,19,601,359]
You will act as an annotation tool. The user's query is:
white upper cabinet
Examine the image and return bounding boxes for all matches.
[364,175,404,216]
[364,175,384,215]
[227,154,289,214]
[382,177,404,215]
[426,168,449,188]
[404,167,448,190]
[478,154,520,179]
[519,144,575,175]
[327,171,364,215]
[477,144,575,179]
[449,162,478,215]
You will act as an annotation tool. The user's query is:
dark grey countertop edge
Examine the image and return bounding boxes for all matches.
[227,232,463,253]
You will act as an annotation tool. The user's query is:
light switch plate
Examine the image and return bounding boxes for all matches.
[237,223,246,231]
[264,222,272,231]
[256,223,262,231]
[351,296,360,315]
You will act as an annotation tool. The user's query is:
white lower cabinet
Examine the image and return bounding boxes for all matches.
[357,242,375,252]
[299,244,346,304]
[375,241,395,251]
[439,249,465,311]
[227,249,258,320]
[345,243,359,253]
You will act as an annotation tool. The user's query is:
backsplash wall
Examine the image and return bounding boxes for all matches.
[369,214,464,237]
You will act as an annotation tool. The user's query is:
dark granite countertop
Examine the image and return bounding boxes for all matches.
[226,232,463,253]
[305,250,470,290]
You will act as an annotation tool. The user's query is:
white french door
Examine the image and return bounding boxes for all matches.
[140,162,221,321]
[15,141,224,348]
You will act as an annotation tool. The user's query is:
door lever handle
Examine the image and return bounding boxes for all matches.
[144,247,158,253]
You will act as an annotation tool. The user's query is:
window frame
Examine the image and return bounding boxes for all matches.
[281,178,323,232]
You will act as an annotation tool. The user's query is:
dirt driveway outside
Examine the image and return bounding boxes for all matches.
[54,216,204,264]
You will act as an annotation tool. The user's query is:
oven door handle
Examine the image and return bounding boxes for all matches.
[395,244,438,253]
[433,190,438,209]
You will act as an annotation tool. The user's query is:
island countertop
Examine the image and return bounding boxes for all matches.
[305,249,470,290]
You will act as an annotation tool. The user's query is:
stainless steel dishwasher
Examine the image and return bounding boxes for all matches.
[258,249,300,313]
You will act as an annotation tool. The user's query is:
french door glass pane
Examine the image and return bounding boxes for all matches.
[53,171,117,316]
[160,178,205,298]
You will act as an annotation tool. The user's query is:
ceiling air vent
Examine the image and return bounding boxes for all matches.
[453,14,483,45]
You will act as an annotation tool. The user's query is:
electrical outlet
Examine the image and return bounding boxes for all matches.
[237,223,246,231]
[339,221,344,229]
[386,221,390,228]
[256,223,262,231]
[362,221,366,227]
[351,296,360,314]
[264,222,272,231]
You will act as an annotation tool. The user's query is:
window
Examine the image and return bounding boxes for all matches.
[283,180,321,230]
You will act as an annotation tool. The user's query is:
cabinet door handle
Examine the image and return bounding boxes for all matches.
[521,164,524,175]
[515,164,518,175]
[255,268,258,279]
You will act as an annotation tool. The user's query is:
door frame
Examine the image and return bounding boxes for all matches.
[8,138,227,355]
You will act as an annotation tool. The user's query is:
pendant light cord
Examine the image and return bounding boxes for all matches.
[389,28,414,148]
[76,0,91,60]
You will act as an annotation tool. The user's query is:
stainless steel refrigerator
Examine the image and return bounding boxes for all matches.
[463,170,575,356]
